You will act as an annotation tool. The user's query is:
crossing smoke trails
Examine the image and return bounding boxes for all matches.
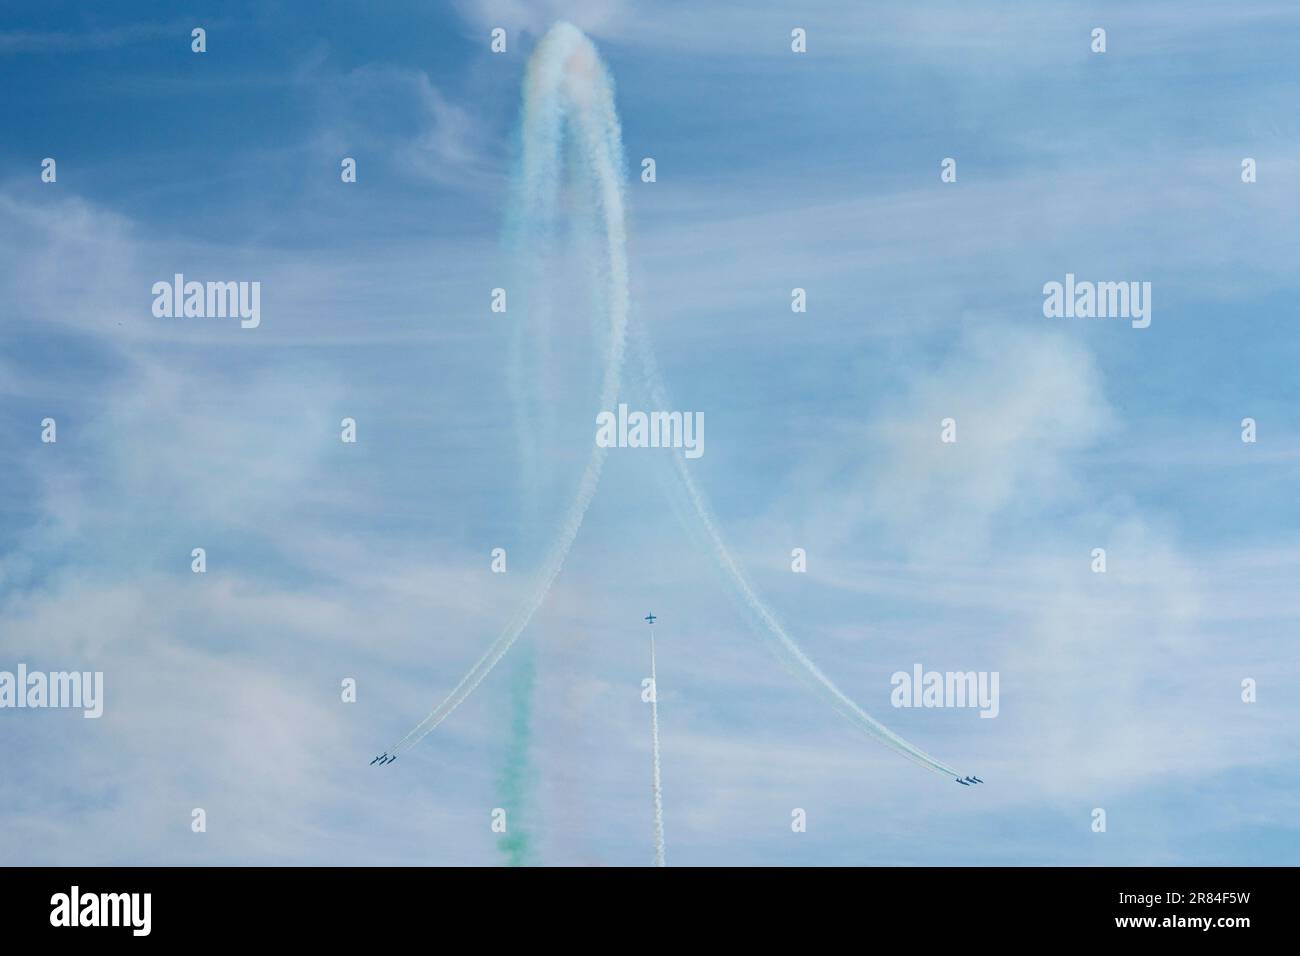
[649,633,666,867]
[381,21,962,782]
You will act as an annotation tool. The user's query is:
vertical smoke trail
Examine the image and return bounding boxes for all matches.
[496,645,536,866]
[384,23,628,757]
[649,632,666,867]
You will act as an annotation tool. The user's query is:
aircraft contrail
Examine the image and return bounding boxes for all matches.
[381,22,628,759]
[379,22,965,783]
[630,321,961,778]
[649,631,666,867]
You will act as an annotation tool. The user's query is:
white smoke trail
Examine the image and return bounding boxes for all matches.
[384,22,963,784]
[385,23,628,757]
[649,632,666,867]
[630,321,961,778]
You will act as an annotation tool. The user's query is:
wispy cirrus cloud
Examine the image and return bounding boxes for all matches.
[0,21,183,54]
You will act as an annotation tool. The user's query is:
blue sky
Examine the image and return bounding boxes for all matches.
[1,0,1298,865]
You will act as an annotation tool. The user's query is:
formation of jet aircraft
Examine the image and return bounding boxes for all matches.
[369,610,982,789]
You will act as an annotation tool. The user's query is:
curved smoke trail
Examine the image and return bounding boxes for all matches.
[383,22,961,782]
[383,22,628,758]
[631,322,959,777]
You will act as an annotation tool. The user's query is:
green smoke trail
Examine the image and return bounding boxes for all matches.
[378,22,628,761]
[496,642,537,866]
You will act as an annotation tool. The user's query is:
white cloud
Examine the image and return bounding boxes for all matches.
[0,22,187,54]
[788,325,1111,556]
[300,62,503,192]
